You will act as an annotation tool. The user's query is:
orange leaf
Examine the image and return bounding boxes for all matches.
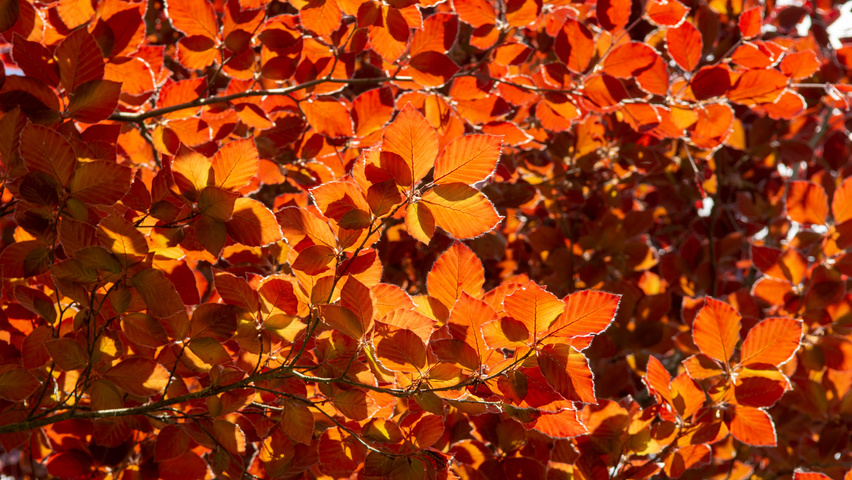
[103,357,170,396]
[664,444,711,478]
[780,51,820,80]
[644,355,672,405]
[226,197,283,246]
[405,202,436,244]
[738,6,762,39]
[794,471,834,480]
[341,276,376,336]
[166,0,219,39]
[452,0,496,27]
[646,0,688,26]
[525,409,587,438]
[729,405,776,446]
[382,103,439,186]
[547,290,620,339]
[504,283,564,341]
[597,0,631,31]
[537,344,597,404]
[740,317,802,367]
[670,372,705,419]
[427,242,485,310]
[555,19,594,74]
[447,292,494,364]
[300,0,342,36]
[832,176,852,224]
[211,138,259,190]
[376,328,427,372]
[433,134,502,185]
[727,69,788,106]
[301,97,354,139]
[733,374,787,407]
[602,42,659,79]
[692,297,741,364]
[667,22,703,72]
[786,180,828,225]
[408,51,460,87]
[420,183,503,239]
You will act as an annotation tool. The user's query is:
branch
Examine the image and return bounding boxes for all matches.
[109,77,407,122]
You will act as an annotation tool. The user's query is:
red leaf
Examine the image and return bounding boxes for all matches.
[646,0,688,26]
[20,124,76,186]
[644,355,672,405]
[728,69,788,106]
[729,405,776,446]
[47,450,93,478]
[667,22,703,72]
[538,344,597,404]
[408,51,460,87]
[55,28,104,92]
[166,0,219,39]
[597,0,631,31]
[738,6,762,39]
[786,180,828,225]
[555,19,595,74]
[692,297,741,364]
[602,42,658,79]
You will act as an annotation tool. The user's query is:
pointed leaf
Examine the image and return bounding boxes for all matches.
[211,138,259,190]
[740,317,802,367]
[537,344,596,404]
[692,297,741,364]
[433,134,502,185]
[729,405,776,446]
[427,242,485,310]
[420,183,502,239]
[547,290,620,338]
[504,283,564,341]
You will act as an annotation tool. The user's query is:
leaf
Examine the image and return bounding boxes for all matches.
[738,6,762,39]
[547,290,620,338]
[504,283,564,341]
[67,80,121,123]
[405,202,436,244]
[780,51,820,80]
[214,271,260,312]
[68,161,132,205]
[692,297,741,364]
[155,425,190,461]
[166,0,219,39]
[739,317,802,367]
[376,329,427,372]
[281,402,315,444]
[302,97,354,139]
[733,374,787,408]
[259,276,299,315]
[420,183,503,239]
[427,242,485,310]
[20,124,76,186]
[667,22,703,71]
[670,373,705,419]
[664,444,711,478]
[226,198,284,246]
[729,405,776,446]
[727,69,788,106]
[452,0,496,27]
[382,103,439,186]
[833,177,852,225]
[47,450,93,479]
[646,0,688,26]
[537,344,597,404]
[447,292,494,365]
[131,268,186,318]
[0,369,40,401]
[555,19,594,74]
[602,42,659,79]
[597,0,631,31]
[786,180,828,225]
[408,51,460,87]
[103,357,170,397]
[45,338,88,371]
[794,471,834,480]
[55,28,104,92]
[644,355,672,405]
[525,409,587,438]
[300,0,342,37]
[341,276,375,336]
[433,134,502,185]
[211,138,259,190]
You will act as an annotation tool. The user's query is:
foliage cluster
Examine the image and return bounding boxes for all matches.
[0,0,852,478]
